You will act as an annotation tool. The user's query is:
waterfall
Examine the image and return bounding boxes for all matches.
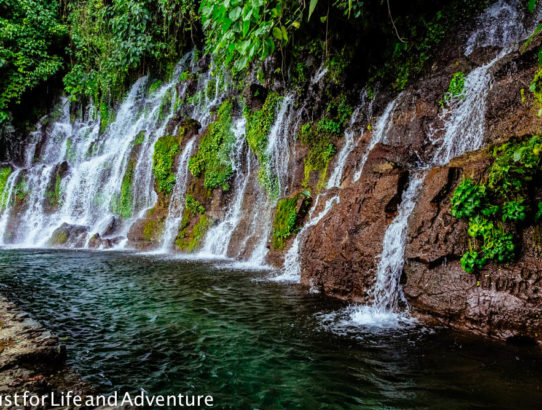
[274,195,340,282]
[0,52,225,249]
[352,97,399,182]
[351,173,425,320]
[159,137,197,251]
[199,118,248,257]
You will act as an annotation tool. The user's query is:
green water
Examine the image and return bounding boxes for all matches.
[0,249,541,409]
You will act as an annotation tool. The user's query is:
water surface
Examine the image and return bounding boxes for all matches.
[0,249,541,409]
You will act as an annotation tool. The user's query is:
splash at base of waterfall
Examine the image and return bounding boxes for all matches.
[316,306,418,336]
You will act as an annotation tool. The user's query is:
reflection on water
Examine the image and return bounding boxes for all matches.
[0,249,541,409]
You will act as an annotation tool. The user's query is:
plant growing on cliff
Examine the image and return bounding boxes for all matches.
[0,167,12,210]
[188,99,236,191]
[244,92,282,199]
[271,193,310,250]
[153,135,181,195]
[272,196,298,250]
[451,136,542,273]
[439,71,466,107]
[175,195,208,252]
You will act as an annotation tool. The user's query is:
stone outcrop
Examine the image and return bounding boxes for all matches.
[0,295,91,406]
[403,150,542,344]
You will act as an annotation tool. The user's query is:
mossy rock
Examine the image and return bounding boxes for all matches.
[272,192,312,250]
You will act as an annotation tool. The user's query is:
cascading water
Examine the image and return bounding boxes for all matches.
[320,0,538,330]
[352,97,399,182]
[275,195,340,282]
[0,53,224,249]
[159,137,197,251]
[199,118,248,257]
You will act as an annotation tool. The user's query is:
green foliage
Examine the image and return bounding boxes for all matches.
[502,199,526,223]
[439,72,466,107]
[244,92,282,198]
[111,157,134,219]
[133,131,145,146]
[298,95,351,190]
[188,99,235,191]
[451,136,542,273]
[185,194,205,215]
[272,196,298,250]
[0,0,67,123]
[460,251,486,274]
[369,1,486,91]
[176,213,210,252]
[488,135,542,196]
[14,176,30,204]
[0,167,12,209]
[200,0,300,75]
[46,173,63,208]
[63,0,198,103]
[529,0,539,13]
[143,218,164,242]
[529,68,542,116]
[148,80,163,94]
[450,178,487,219]
[153,135,181,195]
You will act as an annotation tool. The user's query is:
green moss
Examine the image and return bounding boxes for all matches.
[298,94,351,190]
[153,135,181,195]
[65,138,76,162]
[14,177,29,204]
[133,131,145,146]
[298,122,337,189]
[158,89,173,121]
[99,102,114,134]
[271,193,311,250]
[148,80,163,94]
[111,158,135,219]
[46,174,63,208]
[439,72,466,107]
[50,230,68,246]
[175,214,210,252]
[244,92,283,199]
[0,167,12,209]
[185,194,205,215]
[188,99,236,191]
[451,135,542,273]
[272,197,298,250]
[143,218,164,242]
[529,68,542,116]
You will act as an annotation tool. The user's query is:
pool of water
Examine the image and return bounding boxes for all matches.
[0,249,541,409]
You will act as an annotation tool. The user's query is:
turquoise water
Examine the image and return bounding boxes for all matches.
[0,249,541,409]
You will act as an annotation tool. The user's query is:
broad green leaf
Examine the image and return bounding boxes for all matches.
[229,7,242,21]
[281,26,288,42]
[308,0,319,21]
[272,26,283,40]
[529,0,538,13]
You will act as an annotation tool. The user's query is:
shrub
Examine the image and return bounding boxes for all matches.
[153,135,181,195]
[272,197,298,250]
[451,135,542,273]
[244,92,282,198]
[188,99,236,191]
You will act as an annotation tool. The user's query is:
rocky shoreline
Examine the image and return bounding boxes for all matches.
[0,295,93,409]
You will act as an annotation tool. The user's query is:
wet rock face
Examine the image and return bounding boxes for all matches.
[49,223,89,248]
[301,144,409,301]
[403,152,542,343]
